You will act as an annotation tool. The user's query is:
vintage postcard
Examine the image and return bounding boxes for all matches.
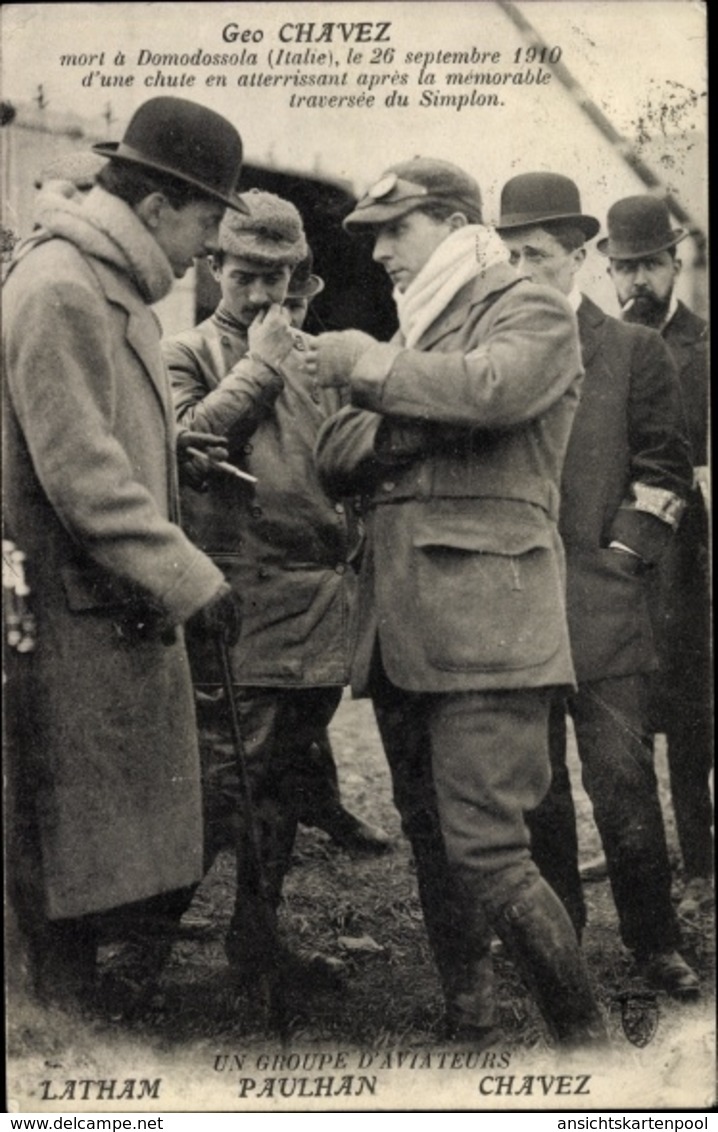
[2,0,711,1114]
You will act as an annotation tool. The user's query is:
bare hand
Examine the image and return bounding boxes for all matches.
[248,303,300,371]
[177,430,230,490]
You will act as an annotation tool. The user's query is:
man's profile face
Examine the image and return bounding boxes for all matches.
[153,199,226,279]
[371,210,456,292]
[501,226,584,297]
[608,251,680,327]
[212,255,292,328]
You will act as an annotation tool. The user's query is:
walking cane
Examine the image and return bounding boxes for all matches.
[216,631,289,1040]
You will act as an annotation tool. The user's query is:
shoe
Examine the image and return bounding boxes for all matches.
[493,877,609,1049]
[96,935,173,1017]
[444,1019,501,1048]
[310,807,393,855]
[579,852,608,882]
[677,876,714,921]
[639,950,700,1000]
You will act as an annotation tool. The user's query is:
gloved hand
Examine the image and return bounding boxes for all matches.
[177,430,230,491]
[303,330,377,387]
[247,304,299,372]
[188,583,242,645]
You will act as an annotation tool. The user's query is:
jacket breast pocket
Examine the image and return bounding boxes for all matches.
[412,514,564,672]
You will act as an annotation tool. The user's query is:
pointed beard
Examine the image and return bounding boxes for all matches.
[622,291,672,329]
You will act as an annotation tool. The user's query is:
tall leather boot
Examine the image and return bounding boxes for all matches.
[492,876,608,1049]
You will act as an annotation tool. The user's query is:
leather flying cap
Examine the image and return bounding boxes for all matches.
[93,96,247,213]
[287,250,325,298]
[597,195,687,258]
[218,189,308,266]
[344,157,483,231]
[496,172,599,240]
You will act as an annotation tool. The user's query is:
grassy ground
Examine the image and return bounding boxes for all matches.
[5,694,715,1111]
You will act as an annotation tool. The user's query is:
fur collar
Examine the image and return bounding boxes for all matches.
[34,184,174,304]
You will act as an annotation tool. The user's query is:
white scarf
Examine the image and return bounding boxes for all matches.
[394,223,510,347]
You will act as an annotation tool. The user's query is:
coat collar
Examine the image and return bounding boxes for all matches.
[663,299,707,346]
[576,293,607,368]
[413,262,521,351]
[89,256,170,417]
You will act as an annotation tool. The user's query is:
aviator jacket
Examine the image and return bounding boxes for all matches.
[315,264,584,696]
[164,309,357,688]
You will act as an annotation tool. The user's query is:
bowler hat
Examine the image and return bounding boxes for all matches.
[287,250,325,298]
[496,172,599,240]
[217,190,308,266]
[344,157,483,231]
[93,96,247,213]
[597,195,686,258]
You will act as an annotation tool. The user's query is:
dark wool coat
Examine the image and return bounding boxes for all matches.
[316,265,583,696]
[3,206,225,920]
[164,312,357,688]
[649,300,710,722]
[559,296,693,682]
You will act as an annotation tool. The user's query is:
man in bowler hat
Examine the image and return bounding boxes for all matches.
[312,157,607,1048]
[497,173,697,998]
[601,196,712,920]
[4,96,245,1011]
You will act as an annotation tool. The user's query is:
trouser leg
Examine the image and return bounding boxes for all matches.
[571,676,680,956]
[525,696,586,937]
[430,688,606,1048]
[224,686,342,973]
[665,703,714,880]
[371,669,494,1030]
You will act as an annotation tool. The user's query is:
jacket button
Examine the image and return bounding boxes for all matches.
[335,564,346,575]
[381,481,396,492]
[243,442,253,455]
[258,566,269,579]
[334,503,345,514]
[250,505,263,518]
[221,335,231,347]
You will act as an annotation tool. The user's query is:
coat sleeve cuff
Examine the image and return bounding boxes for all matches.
[609,506,677,565]
[158,545,227,625]
[350,342,404,410]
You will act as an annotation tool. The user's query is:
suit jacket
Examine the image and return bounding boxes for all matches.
[3,233,223,919]
[648,299,710,721]
[663,300,708,464]
[316,265,583,696]
[559,296,692,682]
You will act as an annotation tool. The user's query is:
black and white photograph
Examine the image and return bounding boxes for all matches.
[2,0,711,1114]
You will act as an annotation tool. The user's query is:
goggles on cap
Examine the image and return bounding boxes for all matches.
[355,173,430,211]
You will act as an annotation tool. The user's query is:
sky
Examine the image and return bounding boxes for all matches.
[2,1,707,308]
[2,2,707,195]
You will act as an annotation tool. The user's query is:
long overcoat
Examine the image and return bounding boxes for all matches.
[315,265,583,696]
[558,296,692,682]
[3,232,225,921]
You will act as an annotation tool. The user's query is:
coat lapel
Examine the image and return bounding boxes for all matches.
[577,295,606,368]
[91,258,171,418]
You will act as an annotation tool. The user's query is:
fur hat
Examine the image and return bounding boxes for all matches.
[218,189,308,265]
